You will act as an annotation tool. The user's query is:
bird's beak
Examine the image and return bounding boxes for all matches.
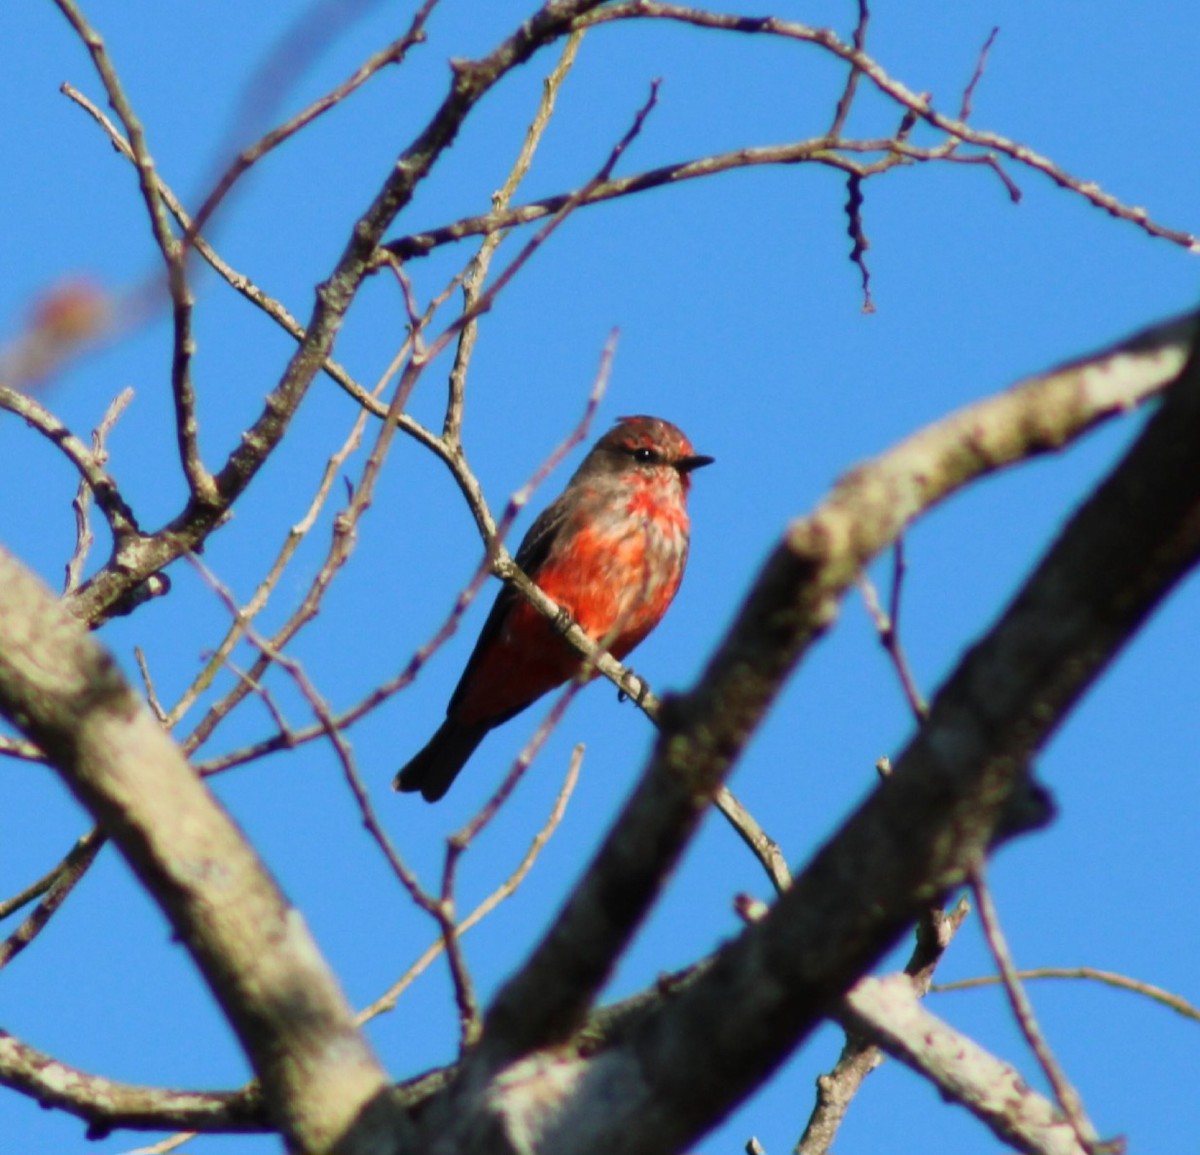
[677,454,715,474]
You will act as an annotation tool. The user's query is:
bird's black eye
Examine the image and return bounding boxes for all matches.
[632,447,658,464]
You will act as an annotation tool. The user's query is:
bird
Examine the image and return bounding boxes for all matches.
[394,414,713,802]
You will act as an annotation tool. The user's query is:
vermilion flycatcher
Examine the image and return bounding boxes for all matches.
[394,415,713,801]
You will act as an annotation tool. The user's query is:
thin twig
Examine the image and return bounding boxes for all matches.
[844,170,874,313]
[935,966,1200,1025]
[182,0,440,255]
[65,388,134,594]
[223,659,294,739]
[173,349,395,736]
[403,78,662,381]
[51,0,214,503]
[382,129,1031,266]
[577,2,1197,252]
[714,789,791,893]
[826,0,869,139]
[173,266,467,743]
[185,555,496,1046]
[969,863,1107,1153]
[357,745,583,1025]
[0,831,98,921]
[794,899,970,1154]
[177,266,463,750]
[489,337,613,557]
[425,721,591,1047]
[0,385,139,540]
[60,81,416,446]
[451,687,585,869]
[186,558,425,892]
[858,541,928,719]
[133,647,169,724]
[443,29,586,444]
[959,26,1000,121]
[0,830,105,969]
[387,138,874,262]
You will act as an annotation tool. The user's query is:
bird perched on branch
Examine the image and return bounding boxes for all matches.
[394,414,713,802]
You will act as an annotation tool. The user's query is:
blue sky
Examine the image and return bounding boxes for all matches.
[2,2,1198,1153]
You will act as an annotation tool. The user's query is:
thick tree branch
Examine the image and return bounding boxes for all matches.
[473,310,1198,1065]
[0,551,402,1154]
[409,319,1200,1154]
[386,913,1075,1155]
[0,1031,265,1137]
[839,977,1089,1155]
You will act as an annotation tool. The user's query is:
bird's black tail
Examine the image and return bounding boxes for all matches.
[393,718,489,802]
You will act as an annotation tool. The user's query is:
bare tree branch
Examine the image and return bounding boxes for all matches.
[0,385,140,541]
[182,0,441,251]
[796,900,969,1155]
[381,136,996,263]
[469,311,1198,1066]
[0,1030,264,1137]
[936,967,1200,1024]
[51,0,214,504]
[358,746,583,1024]
[442,28,584,442]
[51,0,1194,653]
[0,549,402,1154]
[60,80,405,444]
[64,0,614,628]
[64,387,133,594]
[8,7,1196,1150]
[581,2,1198,252]
[400,321,1200,1155]
[839,976,1090,1155]
[0,829,104,970]
[970,866,1104,1151]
